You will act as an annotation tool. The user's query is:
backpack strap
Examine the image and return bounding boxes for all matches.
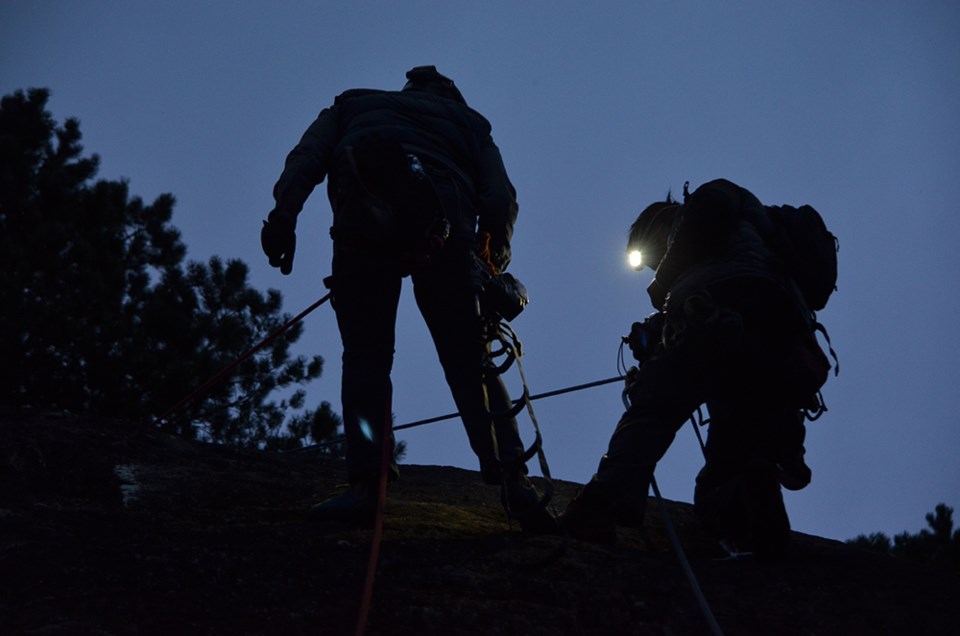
[799,319,838,422]
[814,320,840,377]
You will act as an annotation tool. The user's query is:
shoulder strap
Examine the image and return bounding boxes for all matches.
[815,320,840,377]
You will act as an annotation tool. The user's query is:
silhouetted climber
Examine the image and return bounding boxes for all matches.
[261,66,555,532]
[559,179,834,559]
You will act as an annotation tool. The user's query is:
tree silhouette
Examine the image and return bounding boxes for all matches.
[0,88,341,450]
[848,503,960,570]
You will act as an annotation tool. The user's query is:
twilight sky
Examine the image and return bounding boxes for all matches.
[3,1,958,542]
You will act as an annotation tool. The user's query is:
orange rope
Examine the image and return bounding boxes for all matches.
[475,231,499,275]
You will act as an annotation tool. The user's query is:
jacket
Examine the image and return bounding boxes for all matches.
[272,88,518,249]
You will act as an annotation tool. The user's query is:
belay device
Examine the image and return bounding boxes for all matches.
[472,253,529,323]
[480,272,528,322]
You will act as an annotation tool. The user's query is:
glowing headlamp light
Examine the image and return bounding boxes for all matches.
[628,249,644,270]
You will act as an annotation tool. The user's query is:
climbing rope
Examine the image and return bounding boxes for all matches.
[354,396,393,636]
[353,313,570,633]
[153,291,333,429]
[153,282,733,635]
[621,369,724,636]
[303,374,625,452]
[651,475,725,636]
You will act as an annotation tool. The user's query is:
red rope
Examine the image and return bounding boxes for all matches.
[354,391,393,636]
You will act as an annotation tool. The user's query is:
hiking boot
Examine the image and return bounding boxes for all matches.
[558,487,617,544]
[305,482,377,523]
[502,474,560,535]
[695,459,790,560]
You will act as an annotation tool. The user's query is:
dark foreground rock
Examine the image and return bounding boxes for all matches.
[1,412,958,635]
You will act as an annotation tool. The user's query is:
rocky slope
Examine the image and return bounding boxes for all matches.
[2,412,957,635]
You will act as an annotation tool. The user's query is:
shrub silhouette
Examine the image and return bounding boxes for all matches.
[848,503,959,570]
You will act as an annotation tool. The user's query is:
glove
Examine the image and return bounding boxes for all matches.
[489,241,511,274]
[626,312,664,363]
[476,231,511,274]
[627,321,652,362]
[261,211,297,275]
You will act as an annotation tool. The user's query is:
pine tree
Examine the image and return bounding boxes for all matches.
[0,88,340,450]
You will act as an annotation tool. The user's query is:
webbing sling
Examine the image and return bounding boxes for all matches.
[481,317,556,516]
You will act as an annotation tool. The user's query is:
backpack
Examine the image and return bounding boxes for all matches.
[763,204,838,312]
[763,202,840,418]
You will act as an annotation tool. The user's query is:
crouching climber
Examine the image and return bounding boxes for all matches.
[559,179,836,559]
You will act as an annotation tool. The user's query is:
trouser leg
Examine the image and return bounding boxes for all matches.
[413,246,525,484]
[579,344,707,522]
[331,246,401,485]
[693,390,796,557]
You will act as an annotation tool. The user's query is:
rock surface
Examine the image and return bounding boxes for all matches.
[2,412,958,635]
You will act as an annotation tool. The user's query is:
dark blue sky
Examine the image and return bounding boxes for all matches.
[3,1,958,541]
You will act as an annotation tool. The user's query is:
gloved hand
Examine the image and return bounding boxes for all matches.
[626,321,652,362]
[626,312,664,363]
[476,231,511,274]
[489,241,511,274]
[261,211,297,275]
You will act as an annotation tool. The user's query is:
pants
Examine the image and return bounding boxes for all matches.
[583,278,808,550]
[330,177,524,486]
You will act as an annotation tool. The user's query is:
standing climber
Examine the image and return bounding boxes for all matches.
[261,66,554,531]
